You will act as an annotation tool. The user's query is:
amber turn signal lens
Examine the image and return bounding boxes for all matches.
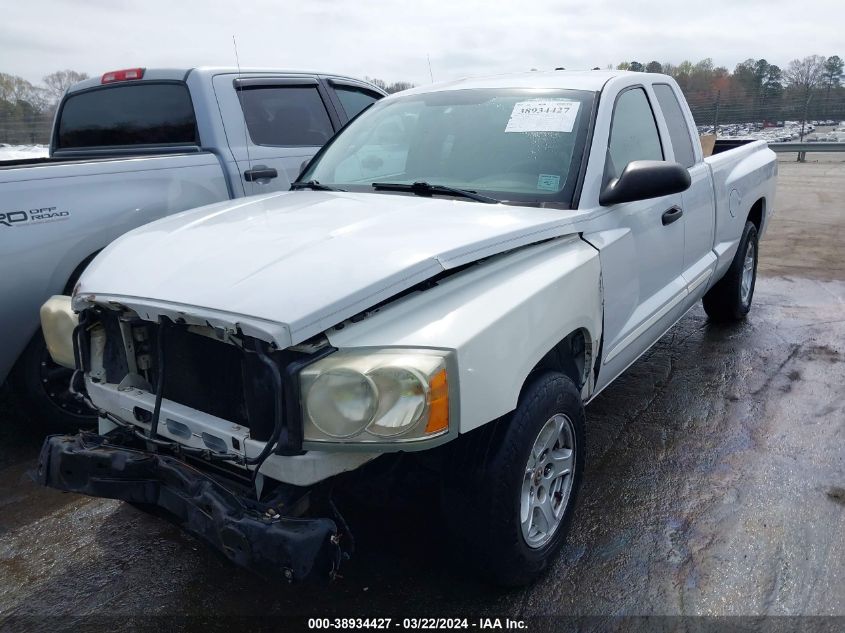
[425,369,449,434]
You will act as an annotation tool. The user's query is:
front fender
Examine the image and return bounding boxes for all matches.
[326,237,602,433]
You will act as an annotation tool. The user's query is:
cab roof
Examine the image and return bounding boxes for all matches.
[66,67,384,94]
[398,70,629,96]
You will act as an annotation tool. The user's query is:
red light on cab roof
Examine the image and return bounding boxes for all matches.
[101,68,145,84]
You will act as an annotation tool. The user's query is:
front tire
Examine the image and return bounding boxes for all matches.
[11,329,96,431]
[702,220,759,322]
[443,372,585,586]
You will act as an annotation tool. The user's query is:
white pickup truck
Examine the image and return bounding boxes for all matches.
[0,67,385,426]
[38,70,776,585]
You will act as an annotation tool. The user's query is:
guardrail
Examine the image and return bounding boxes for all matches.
[768,142,845,162]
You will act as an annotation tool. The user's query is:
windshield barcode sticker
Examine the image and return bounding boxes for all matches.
[505,100,580,133]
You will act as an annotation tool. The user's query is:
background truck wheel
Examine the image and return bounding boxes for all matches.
[443,372,585,586]
[702,220,759,322]
[11,328,96,431]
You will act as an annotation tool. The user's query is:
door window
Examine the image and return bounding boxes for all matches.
[653,84,696,168]
[606,87,663,181]
[334,85,382,119]
[238,86,334,146]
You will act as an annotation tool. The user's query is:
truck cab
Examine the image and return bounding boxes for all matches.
[51,68,385,194]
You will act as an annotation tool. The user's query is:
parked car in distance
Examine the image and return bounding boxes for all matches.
[39,70,776,585]
[0,67,385,426]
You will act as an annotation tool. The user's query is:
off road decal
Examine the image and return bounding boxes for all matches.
[0,206,70,227]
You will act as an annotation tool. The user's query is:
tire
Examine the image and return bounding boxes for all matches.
[702,220,759,322]
[10,328,96,431]
[442,372,585,586]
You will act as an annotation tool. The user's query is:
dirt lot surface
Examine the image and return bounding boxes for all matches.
[759,154,845,281]
[1,156,843,629]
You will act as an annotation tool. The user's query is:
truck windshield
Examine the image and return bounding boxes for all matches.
[301,88,595,207]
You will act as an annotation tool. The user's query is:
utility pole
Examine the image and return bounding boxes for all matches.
[713,90,721,136]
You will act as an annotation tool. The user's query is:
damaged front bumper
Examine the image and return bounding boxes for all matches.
[38,432,346,583]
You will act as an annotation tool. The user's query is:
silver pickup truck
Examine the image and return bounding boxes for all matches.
[0,67,385,426]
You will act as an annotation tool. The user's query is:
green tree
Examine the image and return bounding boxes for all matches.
[645,61,663,73]
[821,55,843,118]
[822,55,843,89]
[628,61,644,72]
[686,59,712,92]
[0,69,88,144]
[672,61,694,90]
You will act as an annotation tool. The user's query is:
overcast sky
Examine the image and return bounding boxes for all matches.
[3,0,842,86]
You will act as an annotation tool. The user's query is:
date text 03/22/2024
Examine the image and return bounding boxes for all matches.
[306,618,528,630]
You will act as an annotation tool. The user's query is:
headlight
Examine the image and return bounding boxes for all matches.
[40,295,78,369]
[301,349,452,444]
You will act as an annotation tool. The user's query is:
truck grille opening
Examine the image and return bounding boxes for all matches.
[161,327,249,429]
[151,325,291,442]
[89,309,328,448]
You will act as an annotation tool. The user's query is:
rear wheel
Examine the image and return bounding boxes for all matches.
[702,220,759,322]
[443,372,585,586]
[11,329,96,431]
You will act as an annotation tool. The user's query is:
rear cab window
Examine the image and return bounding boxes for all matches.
[56,83,198,152]
[238,85,334,147]
[652,84,696,168]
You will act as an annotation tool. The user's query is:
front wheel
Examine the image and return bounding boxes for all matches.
[443,372,585,586]
[11,328,96,431]
[702,220,759,322]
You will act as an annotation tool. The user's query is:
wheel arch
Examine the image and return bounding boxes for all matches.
[9,248,102,381]
[520,327,594,400]
[62,250,101,294]
[747,197,765,233]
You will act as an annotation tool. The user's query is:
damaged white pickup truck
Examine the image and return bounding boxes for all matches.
[38,70,776,586]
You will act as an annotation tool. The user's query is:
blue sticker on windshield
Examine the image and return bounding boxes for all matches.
[537,174,560,191]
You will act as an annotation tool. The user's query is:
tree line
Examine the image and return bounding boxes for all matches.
[615,55,844,128]
[2,57,843,146]
[0,70,88,144]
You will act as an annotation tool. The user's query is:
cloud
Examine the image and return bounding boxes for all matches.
[3,0,842,85]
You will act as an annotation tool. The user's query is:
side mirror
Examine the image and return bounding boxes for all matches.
[599,160,691,206]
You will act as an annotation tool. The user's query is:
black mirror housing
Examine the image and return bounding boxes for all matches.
[599,160,691,206]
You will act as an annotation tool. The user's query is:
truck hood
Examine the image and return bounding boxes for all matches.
[78,191,587,347]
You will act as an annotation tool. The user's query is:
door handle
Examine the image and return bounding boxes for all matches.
[244,167,278,182]
[662,206,683,226]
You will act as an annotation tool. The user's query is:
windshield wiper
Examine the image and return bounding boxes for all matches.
[290,180,345,192]
[372,181,499,204]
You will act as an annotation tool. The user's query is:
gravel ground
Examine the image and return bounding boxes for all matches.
[0,156,843,629]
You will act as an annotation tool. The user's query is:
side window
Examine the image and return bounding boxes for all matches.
[606,87,663,180]
[653,84,696,168]
[334,85,382,119]
[238,86,334,146]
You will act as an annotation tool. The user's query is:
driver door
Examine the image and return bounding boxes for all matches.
[592,86,687,392]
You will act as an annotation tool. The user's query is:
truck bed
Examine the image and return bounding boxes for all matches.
[704,139,778,279]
